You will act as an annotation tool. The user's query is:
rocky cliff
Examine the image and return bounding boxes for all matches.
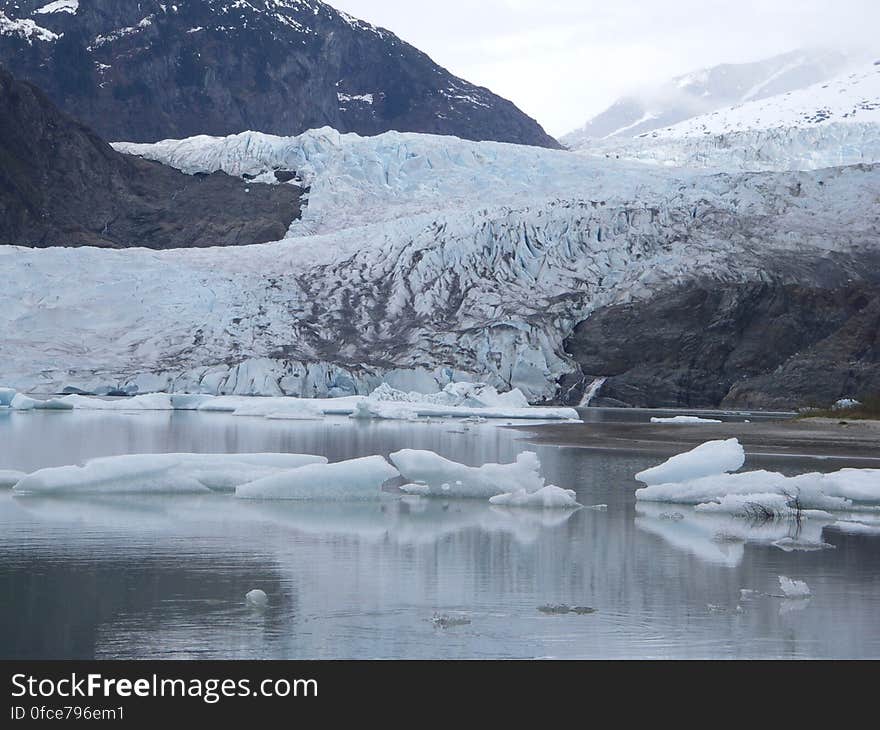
[0,65,302,248]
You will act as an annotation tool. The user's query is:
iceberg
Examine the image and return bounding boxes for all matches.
[635,438,745,486]
[0,387,16,407]
[235,455,399,500]
[778,576,811,598]
[391,449,544,498]
[11,394,37,410]
[650,416,722,424]
[489,485,581,508]
[13,452,328,495]
[0,470,26,488]
[245,589,269,607]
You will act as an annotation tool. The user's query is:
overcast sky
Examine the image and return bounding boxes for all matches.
[333,0,879,137]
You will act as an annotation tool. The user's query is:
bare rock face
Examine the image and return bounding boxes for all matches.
[564,278,880,410]
[0,0,558,148]
[0,65,303,248]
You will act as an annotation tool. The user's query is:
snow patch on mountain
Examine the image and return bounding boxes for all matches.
[0,10,58,41]
[34,0,78,15]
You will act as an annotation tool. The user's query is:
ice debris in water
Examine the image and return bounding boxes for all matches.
[235,455,399,500]
[537,605,596,615]
[650,416,722,424]
[391,449,544,498]
[489,485,580,509]
[635,439,745,486]
[13,453,328,495]
[0,470,26,489]
[245,589,268,607]
[431,614,471,628]
[778,576,811,598]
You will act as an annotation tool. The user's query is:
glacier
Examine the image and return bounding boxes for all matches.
[1,124,879,400]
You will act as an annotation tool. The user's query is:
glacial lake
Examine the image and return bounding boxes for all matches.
[1,408,879,659]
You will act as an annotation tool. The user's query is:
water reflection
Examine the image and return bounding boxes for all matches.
[0,410,879,659]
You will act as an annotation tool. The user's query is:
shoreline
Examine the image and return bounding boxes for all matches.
[510,416,880,463]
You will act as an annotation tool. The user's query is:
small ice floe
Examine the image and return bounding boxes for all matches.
[489,485,580,509]
[771,537,835,552]
[0,470,26,489]
[236,456,399,500]
[431,614,471,628]
[584,503,608,511]
[707,603,743,614]
[245,589,268,608]
[392,449,544,499]
[778,576,811,598]
[537,604,596,615]
[650,416,722,424]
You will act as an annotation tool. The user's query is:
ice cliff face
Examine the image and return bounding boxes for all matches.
[579,64,880,172]
[3,129,878,400]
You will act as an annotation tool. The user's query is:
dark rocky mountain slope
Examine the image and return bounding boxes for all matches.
[564,277,880,410]
[0,0,558,147]
[0,65,302,248]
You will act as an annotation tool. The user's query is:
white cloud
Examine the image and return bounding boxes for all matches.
[332,0,880,136]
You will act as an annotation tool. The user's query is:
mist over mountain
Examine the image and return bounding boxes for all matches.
[562,48,854,148]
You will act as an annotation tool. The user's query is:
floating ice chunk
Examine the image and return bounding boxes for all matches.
[489,485,580,509]
[650,416,722,424]
[10,394,37,410]
[14,455,208,495]
[235,456,399,500]
[778,576,811,598]
[0,387,16,407]
[635,439,745,486]
[13,452,327,495]
[637,465,879,511]
[833,398,861,410]
[391,449,544,498]
[0,470,26,488]
[245,589,268,607]
[170,393,216,410]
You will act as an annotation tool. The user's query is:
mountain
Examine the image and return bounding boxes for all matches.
[2,127,878,408]
[561,48,853,148]
[578,62,880,171]
[0,0,558,148]
[0,65,302,248]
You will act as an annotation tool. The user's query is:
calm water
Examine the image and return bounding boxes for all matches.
[1,408,878,659]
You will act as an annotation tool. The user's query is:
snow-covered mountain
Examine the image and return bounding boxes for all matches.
[579,63,880,171]
[0,0,557,147]
[2,128,877,404]
[561,49,853,148]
